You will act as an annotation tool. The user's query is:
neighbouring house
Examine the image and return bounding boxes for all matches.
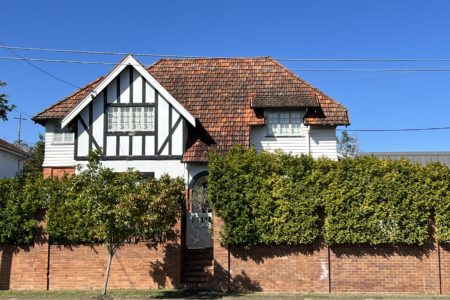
[360,151,450,167]
[0,139,31,178]
[32,55,349,257]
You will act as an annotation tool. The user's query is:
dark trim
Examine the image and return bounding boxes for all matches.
[88,102,93,152]
[142,135,146,156]
[129,135,133,156]
[154,89,158,155]
[116,76,121,103]
[129,66,133,104]
[142,76,146,103]
[103,89,107,155]
[75,155,182,161]
[188,170,209,188]
[116,135,120,156]
[79,115,100,150]
[141,172,155,179]
[107,103,154,107]
[168,107,172,155]
[182,120,186,153]
[157,116,182,155]
[105,131,155,136]
[74,118,78,159]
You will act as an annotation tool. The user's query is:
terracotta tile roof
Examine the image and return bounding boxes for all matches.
[0,139,31,158]
[148,57,349,161]
[32,76,104,124]
[33,57,349,162]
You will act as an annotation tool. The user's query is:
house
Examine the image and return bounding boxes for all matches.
[31,54,349,283]
[0,139,31,178]
[32,55,349,183]
[359,151,450,167]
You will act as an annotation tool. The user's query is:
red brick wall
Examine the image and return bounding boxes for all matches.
[212,217,448,294]
[0,222,181,291]
[0,240,48,290]
[43,167,75,178]
[49,242,180,290]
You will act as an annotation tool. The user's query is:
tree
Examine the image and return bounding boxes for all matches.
[337,129,359,157]
[0,81,16,121]
[22,135,45,179]
[46,150,184,296]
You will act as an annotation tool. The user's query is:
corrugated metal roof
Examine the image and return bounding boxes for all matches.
[359,152,450,167]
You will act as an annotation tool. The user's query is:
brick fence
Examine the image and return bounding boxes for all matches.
[213,217,450,294]
[2,217,450,293]
[0,223,181,291]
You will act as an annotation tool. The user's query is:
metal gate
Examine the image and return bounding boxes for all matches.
[186,212,213,249]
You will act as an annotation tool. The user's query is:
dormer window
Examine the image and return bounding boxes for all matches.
[107,106,154,132]
[266,111,303,137]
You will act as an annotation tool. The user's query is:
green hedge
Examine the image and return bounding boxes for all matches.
[0,177,47,245]
[209,147,450,246]
[209,147,320,247]
[322,157,430,245]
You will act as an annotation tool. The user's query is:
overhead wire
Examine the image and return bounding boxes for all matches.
[3,43,450,133]
[0,43,82,89]
[2,56,450,72]
[3,44,450,62]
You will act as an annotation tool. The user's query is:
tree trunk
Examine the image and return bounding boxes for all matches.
[101,246,114,296]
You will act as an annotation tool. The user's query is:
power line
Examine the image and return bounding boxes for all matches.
[0,43,81,89]
[338,126,450,132]
[3,44,450,62]
[2,56,450,72]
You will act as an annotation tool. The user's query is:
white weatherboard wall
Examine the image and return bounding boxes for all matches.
[43,122,76,167]
[0,151,24,178]
[250,125,338,159]
[309,127,338,160]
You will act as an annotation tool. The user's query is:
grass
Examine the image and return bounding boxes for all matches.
[1,290,450,299]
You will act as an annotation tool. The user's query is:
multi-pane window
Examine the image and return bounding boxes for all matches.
[52,127,74,144]
[266,111,303,136]
[107,106,154,132]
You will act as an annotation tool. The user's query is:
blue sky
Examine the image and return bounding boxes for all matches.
[1,0,450,152]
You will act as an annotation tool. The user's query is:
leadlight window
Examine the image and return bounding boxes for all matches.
[52,126,74,144]
[107,106,154,132]
[266,111,303,136]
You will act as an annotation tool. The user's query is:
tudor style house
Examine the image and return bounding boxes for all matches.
[33,55,349,180]
[32,54,349,265]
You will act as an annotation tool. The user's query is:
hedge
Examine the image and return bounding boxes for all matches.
[0,177,47,245]
[209,147,450,246]
[208,148,320,247]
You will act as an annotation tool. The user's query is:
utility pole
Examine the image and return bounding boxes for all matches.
[14,114,27,145]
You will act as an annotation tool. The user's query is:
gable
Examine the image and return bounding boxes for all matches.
[74,65,186,160]
[61,55,195,128]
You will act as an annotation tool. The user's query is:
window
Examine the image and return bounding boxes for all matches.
[266,111,303,136]
[53,127,74,144]
[107,106,154,132]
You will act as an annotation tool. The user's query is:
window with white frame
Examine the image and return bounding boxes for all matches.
[52,127,74,144]
[266,111,303,136]
[107,106,154,132]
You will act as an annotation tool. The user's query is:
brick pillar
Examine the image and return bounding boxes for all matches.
[32,221,49,290]
[212,216,230,291]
